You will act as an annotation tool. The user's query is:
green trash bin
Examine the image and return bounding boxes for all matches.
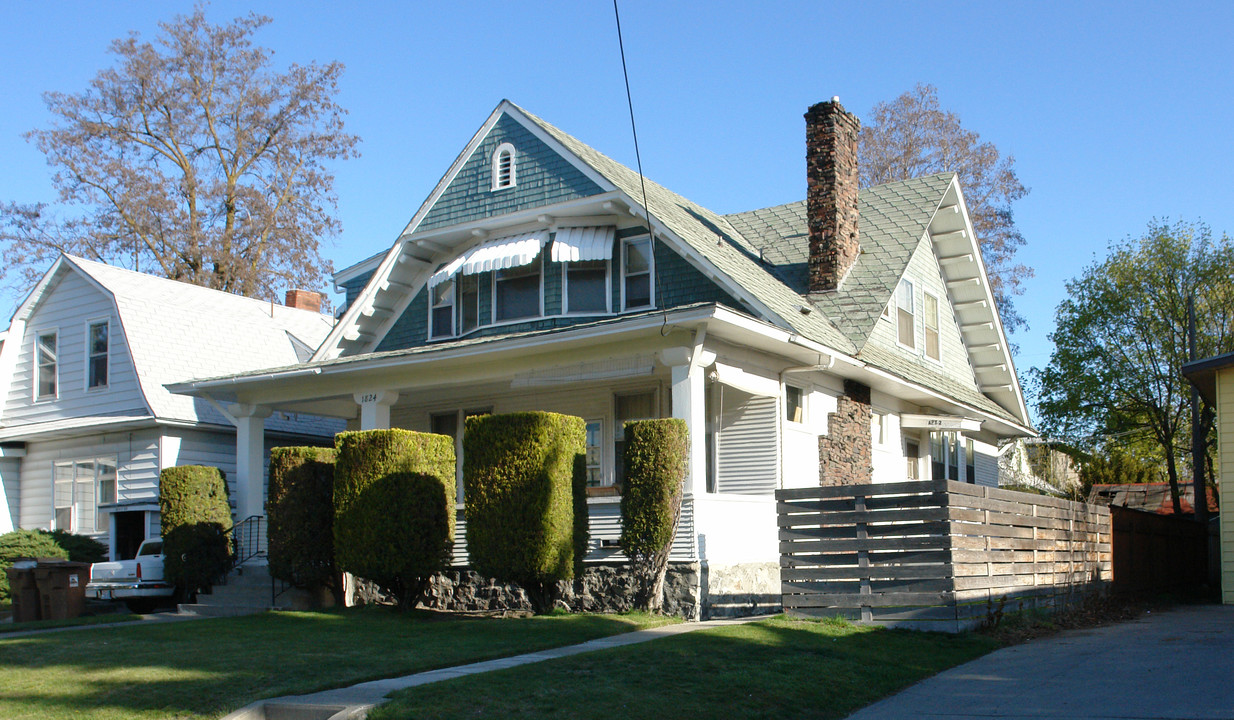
[33,560,90,621]
[5,559,41,623]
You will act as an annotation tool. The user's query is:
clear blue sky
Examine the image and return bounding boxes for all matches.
[2,1,1232,418]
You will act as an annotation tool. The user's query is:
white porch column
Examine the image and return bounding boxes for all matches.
[230,403,272,522]
[661,335,715,497]
[354,390,400,430]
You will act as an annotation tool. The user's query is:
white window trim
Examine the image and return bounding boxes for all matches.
[563,259,612,316]
[428,279,457,340]
[784,384,809,427]
[34,328,59,402]
[53,456,118,535]
[620,235,655,312]
[895,279,916,351]
[84,318,110,391]
[922,291,942,364]
[491,254,545,324]
[584,417,605,488]
[491,142,517,191]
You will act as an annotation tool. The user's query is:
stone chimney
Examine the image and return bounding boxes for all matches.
[285,289,323,312]
[805,98,861,293]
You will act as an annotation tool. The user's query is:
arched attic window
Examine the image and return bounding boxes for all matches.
[491,142,517,191]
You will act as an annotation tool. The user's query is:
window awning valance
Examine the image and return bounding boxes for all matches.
[429,230,549,288]
[550,226,616,263]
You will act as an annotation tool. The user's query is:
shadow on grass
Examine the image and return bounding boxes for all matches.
[0,607,663,720]
[372,615,1000,720]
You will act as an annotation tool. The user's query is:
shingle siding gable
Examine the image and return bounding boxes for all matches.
[418,115,604,232]
[372,238,744,352]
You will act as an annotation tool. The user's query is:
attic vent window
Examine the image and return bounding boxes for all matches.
[491,142,517,191]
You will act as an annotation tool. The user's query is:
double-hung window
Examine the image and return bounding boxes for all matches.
[430,279,456,339]
[785,385,806,424]
[88,321,109,388]
[622,236,653,310]
[459,275,479,333]
[565,261,609,314]
[53,457,117,534]
[36,332,57,400]
[930,431,961,482]
[923,292,940,361]
[897,280,915,349]
[584,419,603,487]
[494,257,542,322]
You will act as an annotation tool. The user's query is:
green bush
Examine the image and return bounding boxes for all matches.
[0,530,68,601]
[619,418,688,612]
[267,446,341,605]
[333,429,455,609]
[572,452,590,579]
[160,466,232,595]
[41,529,108,563]
[463,412,584,613]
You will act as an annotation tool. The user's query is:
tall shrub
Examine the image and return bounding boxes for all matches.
[333,429,455,609]
[619,418,688,612]
[41,529,108,563]
[160,465,232,596]
[464,412,585,613]
[0,530,68,601]
[267,446,341,605]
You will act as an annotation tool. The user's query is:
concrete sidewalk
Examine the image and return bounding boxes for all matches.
[845,603,1234,720]
[223,614,769,720]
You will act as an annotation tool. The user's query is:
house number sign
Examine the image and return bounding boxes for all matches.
[359,393,378,403]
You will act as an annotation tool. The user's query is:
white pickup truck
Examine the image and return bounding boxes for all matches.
[86,538,176,613]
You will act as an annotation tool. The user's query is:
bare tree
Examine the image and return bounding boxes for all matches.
[0,8,358,301]
[861,84,1030,332]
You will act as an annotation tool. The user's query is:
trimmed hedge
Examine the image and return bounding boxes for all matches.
[0,530,68,601]
[333,429,455,608]
[160,465,232,595]
[619,418,688,611]
[267,446,340,604]
[463,412,585,613]
[572,452,590,579]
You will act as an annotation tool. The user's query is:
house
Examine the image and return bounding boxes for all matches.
[998,438,1081,496]
[172,99,1034,616]
[1088,482,1218,516]
[0,255,342,561]
[1181,352,1233,604]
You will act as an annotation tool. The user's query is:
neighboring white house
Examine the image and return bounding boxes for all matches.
[173,99,1035,615]
[0,255,342,561]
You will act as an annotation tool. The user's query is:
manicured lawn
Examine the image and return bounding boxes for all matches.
[0,608,672,720]
[0,612,141,634]
[372,615,1000,720]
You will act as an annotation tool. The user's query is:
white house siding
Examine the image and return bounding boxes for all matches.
[16,429,161,535]
[0,457,20,531]
[5,270,147,426]
[781,378,840,489]
[973,438,998,487]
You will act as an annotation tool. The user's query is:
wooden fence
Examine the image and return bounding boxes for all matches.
[1110,505,1208,594]
[778,479,1112,632]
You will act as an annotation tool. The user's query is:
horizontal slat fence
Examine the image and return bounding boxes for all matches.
[778,479,1111,632]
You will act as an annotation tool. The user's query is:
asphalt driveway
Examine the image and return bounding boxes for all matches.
[845,603,1234,720]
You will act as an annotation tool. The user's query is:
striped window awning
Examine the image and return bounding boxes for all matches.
[550,226,616,263]
[429,230,549,288]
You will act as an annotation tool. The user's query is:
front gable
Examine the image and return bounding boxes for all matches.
[418,114,605,232]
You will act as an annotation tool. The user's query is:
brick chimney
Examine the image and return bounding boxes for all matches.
[805,98,861,293]
[285,289,323,312]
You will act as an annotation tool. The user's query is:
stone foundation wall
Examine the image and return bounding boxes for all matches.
[351,562,702,620]
[701,561,782,618]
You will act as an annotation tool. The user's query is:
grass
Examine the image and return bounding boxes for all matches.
[371,614,1000,720]
[0,607,672,720]
[0,612,142,634]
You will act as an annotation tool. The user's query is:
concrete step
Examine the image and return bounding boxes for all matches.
[178,602,271,618]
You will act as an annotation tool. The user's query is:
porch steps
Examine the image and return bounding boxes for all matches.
[178,563,313,618]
